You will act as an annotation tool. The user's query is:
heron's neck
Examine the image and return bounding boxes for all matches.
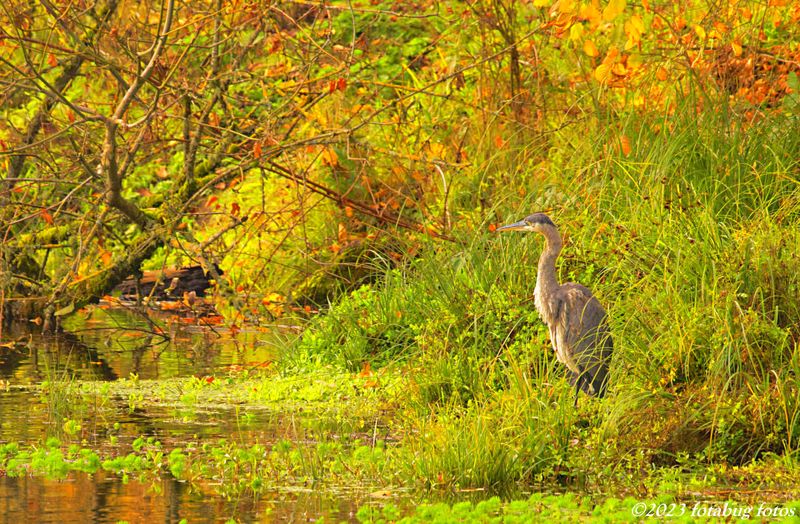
[535,226,562,308]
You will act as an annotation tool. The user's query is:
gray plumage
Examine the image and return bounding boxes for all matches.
[497,213,612,405]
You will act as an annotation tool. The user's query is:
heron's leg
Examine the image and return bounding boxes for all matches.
[573,372,581,408]
[574,371,594,408]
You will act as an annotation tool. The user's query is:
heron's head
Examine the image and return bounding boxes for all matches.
[495,213,556,234]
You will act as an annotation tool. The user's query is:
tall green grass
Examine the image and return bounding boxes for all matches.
[284,103,800,490]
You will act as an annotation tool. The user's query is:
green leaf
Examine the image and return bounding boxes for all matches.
[53,302,75,317]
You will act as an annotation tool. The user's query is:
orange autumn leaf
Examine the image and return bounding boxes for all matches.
[47,53,57,67]
[253,141,262,158]
[612,62,628,76]
[344,205,354,217]
[494,136,505,148]
[41,210,54,225]
[338,222,348,243]
[603,46,620,65]
[321,147,339,167]
[731,41,743,57]
[583,39,599,57]
[488,223,497,232]
[359,361,372,377]
[656,67,668,81]
[620,135,632,156]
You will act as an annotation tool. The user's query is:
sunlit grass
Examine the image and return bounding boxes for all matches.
[280,101,800,493]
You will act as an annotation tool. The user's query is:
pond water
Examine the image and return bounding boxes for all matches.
[0,472,377,523]
[0,307,412,523]
[1,307,285,383]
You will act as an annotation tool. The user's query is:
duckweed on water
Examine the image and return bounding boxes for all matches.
[0,434,395,498]
[0,367,402,498]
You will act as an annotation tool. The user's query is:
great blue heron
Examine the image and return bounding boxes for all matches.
[497,213,612,406]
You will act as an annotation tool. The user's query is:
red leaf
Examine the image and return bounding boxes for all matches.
[337,77,347,91]
[359,362,372,377]
[47,53,57,67]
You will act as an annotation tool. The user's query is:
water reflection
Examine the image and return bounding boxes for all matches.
[0,473,378,523]
[0,306,288,382]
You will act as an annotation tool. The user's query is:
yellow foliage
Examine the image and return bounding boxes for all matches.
[602,0,626,22]
[554,0,577,15]
[570,23,585,41]
[583,39,600,57]
[692,24,707,40]
[426,142,446,158]
[594,63,611,83]
[579,1,602,28]
[624,15,644,49]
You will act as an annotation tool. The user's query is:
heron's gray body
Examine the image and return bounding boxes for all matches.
[498,213,612,401]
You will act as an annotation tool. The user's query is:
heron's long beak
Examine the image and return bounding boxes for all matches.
[495,220,528,232]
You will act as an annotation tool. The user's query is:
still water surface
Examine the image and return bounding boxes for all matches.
[0,307,410,523]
